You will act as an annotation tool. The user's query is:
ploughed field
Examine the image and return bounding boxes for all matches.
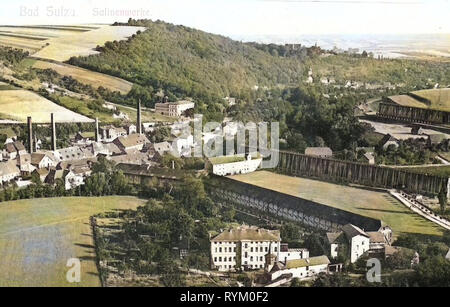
[229,171,443,236]
[0,196,146,287]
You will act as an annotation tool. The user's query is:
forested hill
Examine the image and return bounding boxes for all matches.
[68,19,306,102]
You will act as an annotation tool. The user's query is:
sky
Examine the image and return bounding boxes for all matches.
[0,0,449,36]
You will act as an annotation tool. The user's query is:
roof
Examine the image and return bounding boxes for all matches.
[153,141,172,153]
[342,224,369,239]
[116,163,185,180]
[380,134,398,146]
[0,160,20,176]
[363,152,375,160]
[326,232,343,244]
[305,147,332,156]
[286,255,330,269]
[367,232,385,244]
[12,141,25,152]
[211,226,280,242]
[33,168,49,176]
[114,134,149,149]
[31,153,46,165]
[5,143,16,153]
[270,261,286,273]
[57,146,93,161]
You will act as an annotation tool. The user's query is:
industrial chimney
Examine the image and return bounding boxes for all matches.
[137,99,142,135]
[27,116,33,154]
[51,113,56,151]
[95,117,99,142]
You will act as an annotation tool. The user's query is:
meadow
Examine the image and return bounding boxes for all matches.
[229,171,444,236]
[0,89,93,123]
[0,196,147,287]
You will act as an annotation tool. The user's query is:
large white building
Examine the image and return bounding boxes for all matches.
[208,154,262,176]
[210,226,281,272]
[155,100,195,117]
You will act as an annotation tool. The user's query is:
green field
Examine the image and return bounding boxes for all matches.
[229,171,444,236]
[0,196,146,287]
[388,88,450,112]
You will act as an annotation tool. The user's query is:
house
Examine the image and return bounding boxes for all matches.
[56,146,94,162]
[210,226,281,272]
[124,124,137,135]
[18,153,35,176]
[4,141,26,160]
[326,224,370,263]
[427,134,448,147]
[379,134,399,150]
[89,142,122,157]
[278,243,309,262]
[266,255,330,282]
[305,147,333,158]
[208,154,262,176]
[99,125,127,142]
[327,224,392,263]
[0,160,20,184]
[108,151,152,165]
[362,152,375,165]
[113,134,150,152]
[31,152,58,169]
[74,132,95,143]
[45,169,65,185]
[155,99,195,117]
[153,141,173,156]
[32,168,50,183]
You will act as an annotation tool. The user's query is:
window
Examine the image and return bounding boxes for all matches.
[250,247,253,252]
[245,252,248,258]
[250,256,253,261]
[274,247,278,252]
[214,257,217,262]
[219,257,222,262]
[260,256,263,261]
[219,247,222,252]
[245,243,248,248]
[229,257,232,262]
[265,247,268,252]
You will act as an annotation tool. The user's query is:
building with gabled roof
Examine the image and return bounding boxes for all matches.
[211,225,281,272]
[267,255,330,282]
[113,133,149,152]
[0,159,20,184]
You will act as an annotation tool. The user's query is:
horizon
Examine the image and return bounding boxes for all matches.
[0,0,448,39]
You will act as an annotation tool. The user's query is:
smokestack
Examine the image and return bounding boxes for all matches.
[27,116,33,153]
[51,113,56,151]
[137,99,142,134]
[95,117,99,142]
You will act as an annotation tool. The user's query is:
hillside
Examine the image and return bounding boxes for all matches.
[68,20,306,101]
[67,20,450,107]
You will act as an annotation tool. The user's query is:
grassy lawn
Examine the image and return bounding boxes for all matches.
[229,171,444,237]
[0,196,146,287]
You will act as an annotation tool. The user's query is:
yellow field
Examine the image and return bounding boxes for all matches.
[388,95,429,109]
[0,25,144,62]
[229,171,444,236]
[32,25,145,62]
[33,60,133,94]
[0,89,93,123]
[0,196,146,287]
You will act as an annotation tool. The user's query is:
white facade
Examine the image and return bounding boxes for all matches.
[349,235,370,263]
[155,101,195,117]
[211,240,280,272]
[65,171,85,190]
[210,226,281,272]
[212,155,262,176]
[330,243,339,259]
[279,249,310,262]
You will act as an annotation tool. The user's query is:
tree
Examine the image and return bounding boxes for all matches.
[438,187,447,215]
